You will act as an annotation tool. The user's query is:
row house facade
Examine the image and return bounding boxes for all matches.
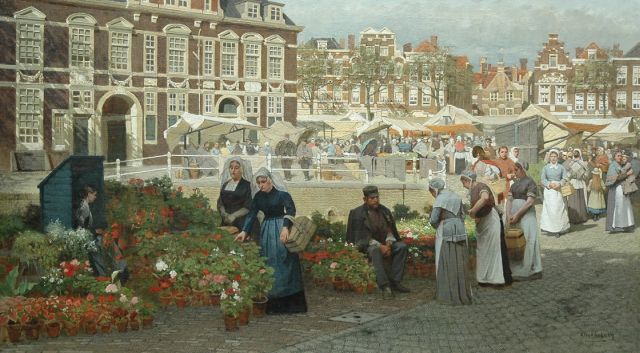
[612,42,640,117]
[0,0,301,171]
[472,60,529,116]
[297,31,455,118]
[531,33,574,114]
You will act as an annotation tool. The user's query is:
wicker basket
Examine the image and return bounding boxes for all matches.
[561,183,575,197]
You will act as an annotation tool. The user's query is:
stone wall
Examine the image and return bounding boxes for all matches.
[0,193,39,215]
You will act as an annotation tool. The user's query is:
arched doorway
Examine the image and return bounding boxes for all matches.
[218,97,239,114]
[96,90,143,164]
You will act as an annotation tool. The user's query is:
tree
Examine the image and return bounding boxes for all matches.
[445,59,474,112]
[297,50,331,115]
[571,54,619,118]
[346,47,394,120]
[411,47,451,111]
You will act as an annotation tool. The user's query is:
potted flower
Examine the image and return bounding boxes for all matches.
[220,287,243,331]
[139,303,156,329]
[97,305,113,333]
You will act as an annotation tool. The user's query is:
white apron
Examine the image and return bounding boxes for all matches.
[475,208,505,284]
[540,188,570,233]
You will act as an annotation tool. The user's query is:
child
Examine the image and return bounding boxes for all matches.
[587,168,607,221]
[620,155,638,195]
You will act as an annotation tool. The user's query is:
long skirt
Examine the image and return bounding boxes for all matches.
[455,157,466,175]
[475,208,505,285]
[567,188,589,224]
[260,218,307,314]
[606,185,635,231]
[540,188,570,233]
[587,189,607,215]
[508,199,543,279]
[435,223,472,305]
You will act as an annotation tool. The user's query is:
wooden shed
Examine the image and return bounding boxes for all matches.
[494,117,540,166]
[38,156,106,231]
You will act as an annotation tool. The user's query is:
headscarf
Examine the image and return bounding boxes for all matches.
[430,178,462,215]
[510,146,520,162]
[253,167,288,195]
[573,148,584,161]
[460,170,477,182]
[428,178,446,196]
[545,149,560,164]
[591,167,603,192]
[220,157,253,186]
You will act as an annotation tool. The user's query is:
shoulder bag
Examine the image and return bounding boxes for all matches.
[283,215,317,253]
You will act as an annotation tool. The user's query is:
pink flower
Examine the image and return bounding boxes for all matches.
[330,262,338,269]
[198,279,208,287]
[213,275,227,284]
[259,268,266,274]
[70,259,80,266]
[105,283,119,293]
[131,297,139,305]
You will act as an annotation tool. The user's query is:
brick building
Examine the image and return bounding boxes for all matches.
[531,33,573,114]
[472,60,529,116]
[0,0,301,171]
[612,42,640,117]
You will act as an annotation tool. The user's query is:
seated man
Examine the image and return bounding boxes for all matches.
[346,186,409,298]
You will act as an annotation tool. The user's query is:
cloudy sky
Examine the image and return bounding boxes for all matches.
[285,0,639,68]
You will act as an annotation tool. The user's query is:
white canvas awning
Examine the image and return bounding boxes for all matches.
[561,116,636,144]
[258,121,315,146]
[357,117,429,137]
[424,105,481,126]
[163,112,265,151]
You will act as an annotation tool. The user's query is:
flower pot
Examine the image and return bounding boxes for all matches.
[23,323,40,340]
[174,293,188,309]
[84,320,97,335]
[7,323,22,343]
[238,308,250,326]
[252,297,268,318]
[332,277,348,291]
[116,319,128,333]
[65,323,80,337]
[223,315,238,331]
[352,284,366,295]
[210,293,221,306]
[46,322,61,338]
[129,319,140,331]
[141,316,154,329]
[159,293,173,309]
[100,322,111,334]
[367,282,377,294]
[192,289,206,306]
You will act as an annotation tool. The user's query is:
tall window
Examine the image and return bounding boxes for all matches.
[505,91,514,102]
[555,85,566,104]
[144,92,157,142]
[421,65,431,82]
[333,86,342,101]
[408,88,418,106]
[549,54,557,68]
[203,40,214,75]
[18,22,43,65]
[617,66,627,85]
[247,3,259,18]
[380,46,389,57]
[244,43,260,79]
[574,93,584,111]
[52,113,66,149]
[167,92,186,144]
[110,32,130,70]
[394,85,403,103]
[616,91,627,108]
[490,92,498,101]
[378,85,388,103]
[422,87,431,106]
[587,93,596,111]
[168,37,187,74]
[267,96,283,126]
[204,93,214,114]
[351,86,360,104]
[270,7,282,21]
[538,85,549,104]
[633,66,640,85]
[17,88,42,145]
[632,91,640,109]
[144,34,156,73]
[600,93,608,111]
[204,0,212,11]
[268,46,283,80]
[221,41,237,77]
[71,90,93,109]
[245,95,259,115]
[70,27,92,68]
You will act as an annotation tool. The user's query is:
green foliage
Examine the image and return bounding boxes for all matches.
[310,211,346,242]
[0,266,36,297]
[527,161,545,188]
[11,230,60,273]
[45,220,96,261]
[147,176,174,199]
[0,213,26,247]
[392,203,420,220]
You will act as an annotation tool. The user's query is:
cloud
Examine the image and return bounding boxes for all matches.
[286,0,638,67]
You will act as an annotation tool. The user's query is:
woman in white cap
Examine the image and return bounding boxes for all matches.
[540,149,570,237]
[217,157,257,236]
[587,167,607,221]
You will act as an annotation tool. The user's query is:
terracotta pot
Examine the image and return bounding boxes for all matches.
[238,308,250,326]
[210,293,221,306]
[332,278,348,291]
[46,322,61,338]
[100,322,111,334]
[65,323,80,337]
[174,294,188,309]
[129,319,140,331]
[116,319,128,333]
[159,293,173,309]
[352,284,366,295]
[367,282,377,294]
[141,316,154,329]
[223,315,238,331]
[84,320,97,335]
[23,322,40,340]
[192,289,206,306]
[252,297,268,318]
[7,323,22,343]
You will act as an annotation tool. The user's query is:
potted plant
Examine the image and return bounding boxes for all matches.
[11,230,60,276]
[139,303,156,329]
[220,287,243,331]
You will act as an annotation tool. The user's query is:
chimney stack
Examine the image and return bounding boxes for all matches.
[348,34,355,50]
[339,38,346,49]
[480,57,487,73]
[519,58,528,71]
[430,35,438,47]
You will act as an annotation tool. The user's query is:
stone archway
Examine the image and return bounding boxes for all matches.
[216,95,244,118]
[95,89,143,164]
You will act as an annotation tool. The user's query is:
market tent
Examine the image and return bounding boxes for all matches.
[297,112,367,140]
[561,117,636,145]
[424,105,481,125]
[323,120,365,140]
[258,121,315,146]
[356,117,392,137]
[425,123,482,135]
[515,105,572,150]
[356,117,429,137]
[163,112,265,151]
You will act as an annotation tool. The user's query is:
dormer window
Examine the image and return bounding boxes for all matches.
[247,3,259,18]
[270,7,282,21]
[587,49,596,60]
[317,40,327,50]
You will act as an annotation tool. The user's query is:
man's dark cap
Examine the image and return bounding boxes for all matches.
[363,185,379,197]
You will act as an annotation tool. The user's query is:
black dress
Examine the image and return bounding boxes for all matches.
[217,178,259,240]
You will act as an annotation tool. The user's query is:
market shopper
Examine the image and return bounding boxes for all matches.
[275,134,297,181]
[217,157,258,239]
[587,168,607,221]
[540,149,570,237]
[565,149,590,224]
[235,168,307,314]
[428,178,473,305]
[605,151,635,233]
[346,186,409,299]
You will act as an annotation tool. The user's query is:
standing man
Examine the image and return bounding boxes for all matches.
[346,186,409,298]
[275,134,296,181]
[297,139,313,181]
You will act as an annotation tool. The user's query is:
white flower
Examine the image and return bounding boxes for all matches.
[169,270,177,279]
[120,294,128,303]
[231,280,239,290]
[155,260,168,272]
[220,292,228,300]
[233,294,242,302]
[229,250,236,255]
[105,283,119,293]
[131,297,139,305]
[49,277,55,283]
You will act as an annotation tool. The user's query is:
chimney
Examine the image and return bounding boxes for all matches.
[339,38,346,49]
[403,42,413,53]
[519,58,528,71]
[575,47,584,58]
[612,43,623,58]
[549,33,559,42]
[348,34,355,50]
[480,57,487,73]
[430,35,438,47]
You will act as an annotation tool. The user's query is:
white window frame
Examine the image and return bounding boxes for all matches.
[616,91,627,109]
[617,66,627,85]
[632,91,640,109]
[351,86,360,104]
[633,66,640,85]
[204,0,212,12]
[267,95,283,126]
[221,41,238,77]
[394,85,403,104]
[165,0,189,7]
[378,85,388,103]
[203,39,214,76]
[489,108,499,116]
[333,86,342,101]
[574,93,584,111]
[203,92,214,115]
[505,91,514,102]
[167,36,188,75]
[538,85,550,104]
[600,93,608,112]
[107,19,133,72]
[380,46,389,57]
[269,6,282,21]
[51,110,68,151]
[244,41,261,79]
[549,54,557,68]
[144,34,157,73]
[144,91,157,143]
[490,92,498,102]
[245,95,259,115]
[16,86,43,149]
[15,8,46,68]
[247,3,260,19]
[268,45,284,80]
[67,14,96,69]
[408,87,418,106]
[587,93,596,111]
[505,108,514,115]
[422,87,431,106]
[167,91,187,143]
[555,85,566,105]
[71,89,93,110]
[438,89,445,106]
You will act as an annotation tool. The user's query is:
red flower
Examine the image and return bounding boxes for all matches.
[202,268,210,276]
[213,234,223,241]
[149,286,161,293]
[107,295,115,303]
[234,274,242,281]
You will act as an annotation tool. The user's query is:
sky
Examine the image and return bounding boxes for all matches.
[285,0,640,69]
